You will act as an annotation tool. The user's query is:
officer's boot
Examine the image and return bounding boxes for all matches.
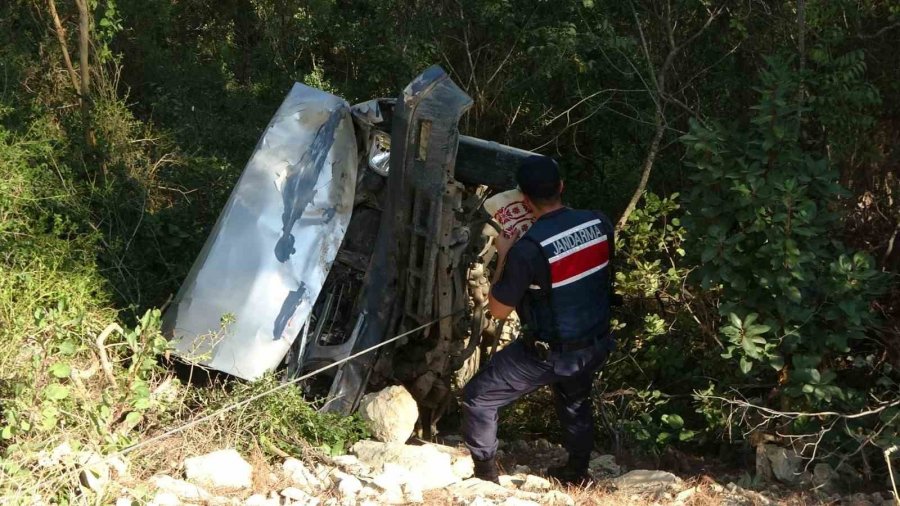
[472,456,499,483]
[546,454,591,486]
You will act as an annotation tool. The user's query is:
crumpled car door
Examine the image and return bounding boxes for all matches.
[162,83,358,380]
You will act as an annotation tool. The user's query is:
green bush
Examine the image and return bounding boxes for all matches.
[681,57,897,464]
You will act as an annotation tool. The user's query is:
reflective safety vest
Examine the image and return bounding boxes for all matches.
[520,208,613,343]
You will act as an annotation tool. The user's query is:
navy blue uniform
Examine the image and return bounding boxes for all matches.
[463,207,615,465]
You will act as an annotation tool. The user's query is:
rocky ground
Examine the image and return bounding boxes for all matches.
[63,437,897,506]
[48,386,898,506]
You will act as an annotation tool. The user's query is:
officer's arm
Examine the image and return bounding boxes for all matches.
[488,235,531,320]
[488,293,515,320]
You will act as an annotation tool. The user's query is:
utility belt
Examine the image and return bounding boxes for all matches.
[521,331,604,360]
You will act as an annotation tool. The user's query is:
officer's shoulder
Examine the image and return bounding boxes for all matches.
[511,234,542,258]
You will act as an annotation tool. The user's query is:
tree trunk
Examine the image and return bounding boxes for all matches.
[616,110,665,232]
[74,0,96,154]
[46,0,80,93]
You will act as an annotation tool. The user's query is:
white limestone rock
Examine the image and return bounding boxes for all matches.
[351,440,469,490]
[184,449,252,490]
[449,478,546,504]
[501,499,540,506]
[244,494,278,506]
[403,480,425,504]
[77,452,112,494]
[281,486,320,505]
[332,469,363,499]
[149,492,180,506]
[357,385,418,443]
[283,457,325,492]
[519,475,552,493]
[151,475,211,502]
[674,486,698,503]
[541,490,575,506]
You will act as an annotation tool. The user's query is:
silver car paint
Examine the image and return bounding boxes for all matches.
[164,83,358,380]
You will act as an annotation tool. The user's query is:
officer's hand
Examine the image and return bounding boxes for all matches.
[495,228,521,259]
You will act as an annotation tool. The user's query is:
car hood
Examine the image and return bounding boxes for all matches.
[163,83,359,380]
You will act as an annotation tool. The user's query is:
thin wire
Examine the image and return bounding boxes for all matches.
[118,310,461,456]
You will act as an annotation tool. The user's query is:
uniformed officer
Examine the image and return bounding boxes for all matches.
[462,155,616,485]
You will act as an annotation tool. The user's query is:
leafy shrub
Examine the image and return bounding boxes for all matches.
[681,57,897,465]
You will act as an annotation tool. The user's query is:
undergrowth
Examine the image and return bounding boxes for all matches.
[0,40,366,505]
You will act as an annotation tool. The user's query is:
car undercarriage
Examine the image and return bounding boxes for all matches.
[163,66,532,434]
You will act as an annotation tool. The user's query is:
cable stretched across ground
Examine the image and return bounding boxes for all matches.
[118,310,464,457]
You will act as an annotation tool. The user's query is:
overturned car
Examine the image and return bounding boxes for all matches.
[162,66,535,433]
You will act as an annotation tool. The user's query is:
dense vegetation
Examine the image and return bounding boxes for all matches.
[1,0,898,501]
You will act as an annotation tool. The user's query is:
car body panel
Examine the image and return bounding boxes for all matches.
[163,83,358,380]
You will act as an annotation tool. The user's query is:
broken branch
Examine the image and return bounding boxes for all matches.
[46,0,81,93]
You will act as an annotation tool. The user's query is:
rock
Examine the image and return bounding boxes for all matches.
[359,486,380,498]
[107,455,129,479]
[151,475,211,502]
[38,442,74,468]
[513,465,531,474]
[509,440,530,454]
[534,439,551,451]
[519,475,552,493]
[149,492,180,506]
[466,499,499,506]
[208,497,242,506]
[499,474,526,489]
[588,454,621,476]
[612,470,678,493]
[448,478,545,503]
[281,486,319,504]
[184,449,252,490]
[332,469,362,498]
[541,490,575,506]
[403,481,424,503]
[450,478,516,499]
[357,385,418,443]
[244,494,278,506]
[78,452,114,494]
[351,440,470,489]
[283,458,325,492]
[371,461,415,503]
[332,454,370,475]
[755,444,773,482]
[500,499,540,506]
[762,444,802,484]
[373,462,412,488]
[812,463,837,492]
[725,482,773,506]
[674,486,697,504]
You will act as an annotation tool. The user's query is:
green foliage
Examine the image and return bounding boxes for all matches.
[682,57,888,405]
[2,0,900,491]
[681,57,898,464]
[198,375,370,457]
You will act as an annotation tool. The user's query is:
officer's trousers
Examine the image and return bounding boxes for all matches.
[462,338,610,464]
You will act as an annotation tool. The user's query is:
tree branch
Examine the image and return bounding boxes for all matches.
[616,3,726,231]
[46,0,81,94]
